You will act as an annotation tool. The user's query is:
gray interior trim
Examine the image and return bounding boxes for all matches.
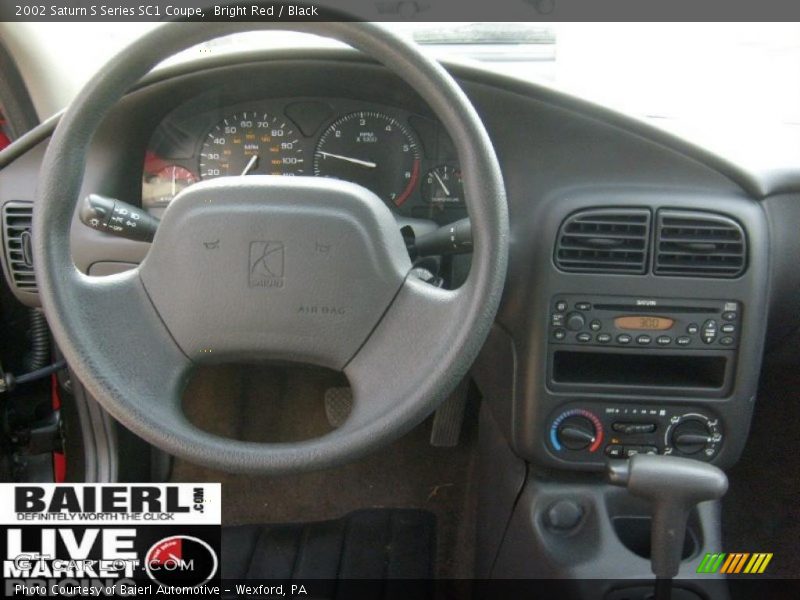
[69,369,118,482]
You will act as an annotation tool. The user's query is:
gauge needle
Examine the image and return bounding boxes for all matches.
[241,154,258,176]
[433,170,451,196]
[318,151,377,169]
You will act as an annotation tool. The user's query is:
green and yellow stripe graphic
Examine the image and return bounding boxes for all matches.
[697,552,772,574]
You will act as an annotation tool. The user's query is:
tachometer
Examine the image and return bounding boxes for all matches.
[199,111,304,178]
[313,111,421,206]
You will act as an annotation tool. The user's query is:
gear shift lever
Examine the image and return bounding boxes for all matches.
[607,454,728,600]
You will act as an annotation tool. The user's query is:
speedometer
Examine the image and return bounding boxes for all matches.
[199,111,304,179]
[313,111,421,206]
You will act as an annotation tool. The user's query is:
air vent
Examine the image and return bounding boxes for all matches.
[555,208,651,274]
[2,202,36,293]
[654,210,746,278]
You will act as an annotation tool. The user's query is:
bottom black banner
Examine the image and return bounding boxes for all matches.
[1,577,798,598]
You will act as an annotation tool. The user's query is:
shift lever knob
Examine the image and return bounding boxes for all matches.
[607,454,728,579]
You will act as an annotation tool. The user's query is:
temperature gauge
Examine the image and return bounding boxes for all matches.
[422,165,463,205]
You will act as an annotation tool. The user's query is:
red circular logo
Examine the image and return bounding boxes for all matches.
[145,535,218,586]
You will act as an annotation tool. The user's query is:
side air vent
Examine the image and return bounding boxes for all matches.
[654,210,746,278]
[2,202,36,293]
[554,208,651,274]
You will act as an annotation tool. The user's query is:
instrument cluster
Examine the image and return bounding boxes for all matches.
[141,98,465,224]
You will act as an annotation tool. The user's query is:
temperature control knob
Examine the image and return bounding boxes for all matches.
[550,409,604,453]
[558,416,596,450]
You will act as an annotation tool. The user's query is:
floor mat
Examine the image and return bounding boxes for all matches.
[722,361,800,579]
[222,509,435,580]
[173,365,478,579]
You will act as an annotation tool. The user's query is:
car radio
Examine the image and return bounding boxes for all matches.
[549,295,740,350]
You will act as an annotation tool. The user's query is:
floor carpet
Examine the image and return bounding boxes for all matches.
[171,365,478,579]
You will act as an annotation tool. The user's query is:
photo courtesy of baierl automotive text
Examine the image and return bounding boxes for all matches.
[0,2,799,599]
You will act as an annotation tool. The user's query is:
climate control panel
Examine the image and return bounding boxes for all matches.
[547,402,724,465]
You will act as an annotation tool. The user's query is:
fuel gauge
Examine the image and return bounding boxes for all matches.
[142,164,198,212]
[422,165,463,205]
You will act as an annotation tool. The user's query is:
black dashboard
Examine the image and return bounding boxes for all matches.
[1,49,800,476]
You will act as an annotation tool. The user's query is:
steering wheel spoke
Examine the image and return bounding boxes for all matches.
[67,268,192,424]
[343,277,467,432]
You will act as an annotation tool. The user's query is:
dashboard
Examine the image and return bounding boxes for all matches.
[142,96,465,224]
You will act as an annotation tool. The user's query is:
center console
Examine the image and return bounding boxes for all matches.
[472,190,770,590]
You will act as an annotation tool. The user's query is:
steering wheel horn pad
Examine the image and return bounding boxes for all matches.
[141,176,411,369]
[34,22,508,474]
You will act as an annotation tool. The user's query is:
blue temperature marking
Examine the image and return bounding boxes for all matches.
[551,408,595,452]
[550,424,562,451]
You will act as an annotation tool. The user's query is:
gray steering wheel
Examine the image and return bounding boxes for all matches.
[33,22,508,474]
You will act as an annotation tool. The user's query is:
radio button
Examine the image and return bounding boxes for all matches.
[676,336,691,346]
[590,319,602,331]
[656,335,672,345]
[617,334,633,344]
[687,323,699,334]
[702,319,718,344]
[719,336,735,346]
[721,323,735,334]
[575,302,592,311]
[555,300,568,312]
[553,328,567,341]
[722,311,737,321]
[576,332,592,343]
[596,333,612,344]
[636,335,652,345]
[566,312,586,331]
[626,445,659,457]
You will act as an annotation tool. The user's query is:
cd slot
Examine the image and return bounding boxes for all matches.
[592,303,716,314]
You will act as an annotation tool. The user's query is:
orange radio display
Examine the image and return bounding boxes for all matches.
[614,316,675,331]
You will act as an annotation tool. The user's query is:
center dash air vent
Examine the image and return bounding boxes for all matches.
[555,208,651,274]
[654,210,746,278]
[2,202,36,293]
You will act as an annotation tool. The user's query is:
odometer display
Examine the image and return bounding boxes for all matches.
[313,111,421,206]
[199,111,304,179]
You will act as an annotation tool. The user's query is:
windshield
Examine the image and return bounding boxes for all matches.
[2,22,799,166]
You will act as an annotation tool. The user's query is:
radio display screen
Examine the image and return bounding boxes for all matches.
[614,316,675,331]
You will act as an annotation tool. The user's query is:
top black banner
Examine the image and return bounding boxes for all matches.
[2,0,800,22]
